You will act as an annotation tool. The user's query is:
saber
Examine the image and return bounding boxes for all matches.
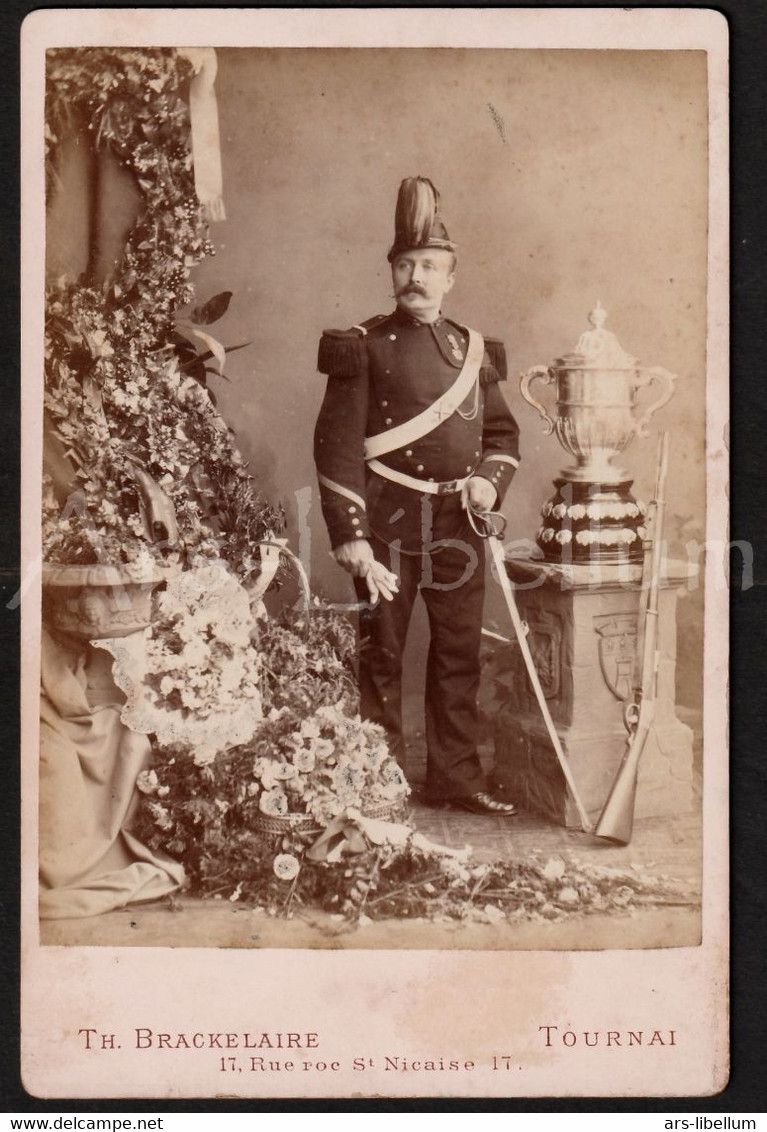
[469,504,593,833]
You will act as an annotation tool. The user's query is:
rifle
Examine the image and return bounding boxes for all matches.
[594,432,669,844]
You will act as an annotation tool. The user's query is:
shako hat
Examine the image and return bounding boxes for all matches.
[387,176,457,263]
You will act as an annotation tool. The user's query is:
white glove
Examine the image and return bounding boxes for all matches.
[333,539,399,603]
[464,475,498,513]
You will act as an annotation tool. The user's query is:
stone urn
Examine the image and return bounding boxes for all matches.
[41,561,176,640]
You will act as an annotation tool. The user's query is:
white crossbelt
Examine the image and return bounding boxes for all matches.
[367,458,472,495]
[363,328,484,460]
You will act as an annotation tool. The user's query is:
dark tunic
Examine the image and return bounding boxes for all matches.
[314,307,522,798]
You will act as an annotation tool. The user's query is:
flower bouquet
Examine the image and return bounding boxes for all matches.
[249,702,409,841]
[96,561,264,763]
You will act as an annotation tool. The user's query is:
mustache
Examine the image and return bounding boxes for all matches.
[396,283,427,297]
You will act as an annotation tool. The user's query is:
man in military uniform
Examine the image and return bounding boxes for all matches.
[314,177,520,815]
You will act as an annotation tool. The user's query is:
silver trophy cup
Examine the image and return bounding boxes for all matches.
[520,302,676,563]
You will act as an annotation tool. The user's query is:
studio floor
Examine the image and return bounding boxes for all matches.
[40,709,703,953]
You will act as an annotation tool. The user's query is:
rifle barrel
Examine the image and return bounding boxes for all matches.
[595,432,669,843]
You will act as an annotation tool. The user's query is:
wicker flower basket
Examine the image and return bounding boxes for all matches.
[360,799,406,822]
[252,810,322,844]
[252,799,406,846]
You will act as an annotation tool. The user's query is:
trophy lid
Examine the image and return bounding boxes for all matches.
[557,301,637,369]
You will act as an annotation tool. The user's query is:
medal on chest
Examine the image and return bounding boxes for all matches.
[446,332,464,362]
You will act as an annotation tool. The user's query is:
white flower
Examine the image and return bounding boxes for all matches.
[332,763,365,797]
[182,638,209,667]
[259,788,289,816]
[136,769,159,794]
[147,802,173,830]
[311,738,335,763]
[180,686,200,709]
[273,854,300,882]
[300,717,321,740]
[254,758,283,790]
[380,759,408,789]
[294,748,316,773]
[363,742,389,773]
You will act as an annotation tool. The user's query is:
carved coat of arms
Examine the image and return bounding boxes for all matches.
[594,614,638,701]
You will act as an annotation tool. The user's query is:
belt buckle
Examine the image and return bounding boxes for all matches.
[437,479,458,495]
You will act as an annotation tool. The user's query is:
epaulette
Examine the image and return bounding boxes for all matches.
[482,336,507,384]
[317,328,366,378]
[317,315,389,377]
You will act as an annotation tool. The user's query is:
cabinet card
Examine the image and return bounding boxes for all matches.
[20,7,729,1100]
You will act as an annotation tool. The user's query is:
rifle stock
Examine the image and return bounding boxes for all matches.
[594,700,656,844]
[594,432,669,844]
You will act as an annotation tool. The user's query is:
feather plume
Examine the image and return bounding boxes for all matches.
[394,177,439,251]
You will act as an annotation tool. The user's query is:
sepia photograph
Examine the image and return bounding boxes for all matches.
[20,8,729,1100]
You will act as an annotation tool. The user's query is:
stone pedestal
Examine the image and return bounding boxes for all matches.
[491,555,696,828]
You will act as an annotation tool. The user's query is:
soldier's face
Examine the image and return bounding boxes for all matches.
[391,248,456,321]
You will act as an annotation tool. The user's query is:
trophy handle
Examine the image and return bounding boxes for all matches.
[633,366,677,438]
[519,366,557,435]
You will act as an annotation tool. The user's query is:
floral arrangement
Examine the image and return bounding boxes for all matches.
[129,599,410,891]
[44,49,418,918]
[44,48,283,581]
[134,769,685,924]
[128,599,681,929]
[248,703,407,825]
[97,562,264,763]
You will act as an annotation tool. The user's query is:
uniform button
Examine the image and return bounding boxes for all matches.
[405,449,413,457]
[416,464,425,473]
[348,505,357,514]
[428,477,435,483]
[381,400,389,407]
[354,530,364,538]
[466,465,472,473]
[385,369,391,375]
[475,450,481,458]
[389,334,397,341]
[385,417,393,426]
[351,518,360,526]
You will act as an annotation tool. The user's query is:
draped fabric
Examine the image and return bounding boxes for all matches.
[39,628,185,920]
[177,47,226,222]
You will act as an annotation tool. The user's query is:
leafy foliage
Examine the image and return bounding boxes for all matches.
[43,48,284,581]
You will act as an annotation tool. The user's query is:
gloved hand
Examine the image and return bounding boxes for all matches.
[333,538,400,603]
[466,475,498,513]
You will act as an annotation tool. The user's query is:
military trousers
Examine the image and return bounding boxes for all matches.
[353,518,487,799]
